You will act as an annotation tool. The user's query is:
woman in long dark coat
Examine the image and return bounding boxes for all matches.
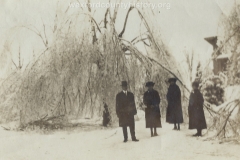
[188,82,207,136]
[143,82,162,137]
[166,78,183,130]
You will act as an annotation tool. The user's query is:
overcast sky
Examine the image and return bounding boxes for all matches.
[0,0,236,78]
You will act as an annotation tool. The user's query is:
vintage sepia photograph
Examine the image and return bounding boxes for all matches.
[0,0,240,159]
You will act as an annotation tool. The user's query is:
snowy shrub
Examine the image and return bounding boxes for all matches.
[200,75,225,106]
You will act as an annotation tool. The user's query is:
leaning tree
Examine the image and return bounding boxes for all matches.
[0,0,186,129]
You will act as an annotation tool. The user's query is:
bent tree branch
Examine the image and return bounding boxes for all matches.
[119,7,133,38]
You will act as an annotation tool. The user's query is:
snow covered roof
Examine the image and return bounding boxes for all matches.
[216,53,232,60]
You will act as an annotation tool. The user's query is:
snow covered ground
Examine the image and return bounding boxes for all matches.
[0,120,240,160]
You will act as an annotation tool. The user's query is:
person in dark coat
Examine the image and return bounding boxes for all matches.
[116,81,139,142]
[188,81,207,136]
[102,102,111,127]
[143,81,162,137]
[166,77,183,130]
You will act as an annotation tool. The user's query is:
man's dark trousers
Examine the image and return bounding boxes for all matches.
[122,125,136,140]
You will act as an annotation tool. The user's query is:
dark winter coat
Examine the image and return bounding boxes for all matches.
[116,91,137,127]
[166,84,183,123]
[143,89,162,128]
[188,89,207,130]
[102,103,111,126]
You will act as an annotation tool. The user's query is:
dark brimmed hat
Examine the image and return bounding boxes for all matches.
[145,81,155,87]
[168,77,177,83]
[121,81,128,86]
[192,81,199,87]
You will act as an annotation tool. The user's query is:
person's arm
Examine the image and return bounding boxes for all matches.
[188,93,193,110]
[128,93,137,115]
[132,94,137,115]
[116,94,120,118]
[166,88,170,102]
[199,92,204,109]
[176,86,181,100]
[155,91,160,105]
[143,92,148,106]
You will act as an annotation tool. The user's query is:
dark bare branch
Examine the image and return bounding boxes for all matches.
[104,8,109,28]
[87,0,91,12]
[119,7,133,38]
[11,59,18,69]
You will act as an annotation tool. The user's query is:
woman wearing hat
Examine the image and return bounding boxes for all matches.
[188,81,207,136]
[166,77,183,130]
[143,81,162,137]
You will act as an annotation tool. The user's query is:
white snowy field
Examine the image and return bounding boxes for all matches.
[0,120,240,160]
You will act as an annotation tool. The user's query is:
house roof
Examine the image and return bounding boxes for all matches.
[204,36,218,46]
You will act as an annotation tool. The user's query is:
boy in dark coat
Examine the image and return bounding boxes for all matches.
[102,102,111,127]
[166,77,183,130]
[143,81,162,137]
[188,81,207,136]
[116,81,139,142]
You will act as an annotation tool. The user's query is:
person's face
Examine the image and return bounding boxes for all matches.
[170,81,175,85]
[122,86,127,91]
[192,85,198,90]
[147,86,153,90]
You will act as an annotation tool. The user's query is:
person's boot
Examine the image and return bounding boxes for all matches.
[151,128,154,137]
[123,139,128,143]
[193,129,202,137]
[132,138,139,142]
[198,130,202,137]
[154,133,158,136]
[177,124,180,131]
[192,133,199,137]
